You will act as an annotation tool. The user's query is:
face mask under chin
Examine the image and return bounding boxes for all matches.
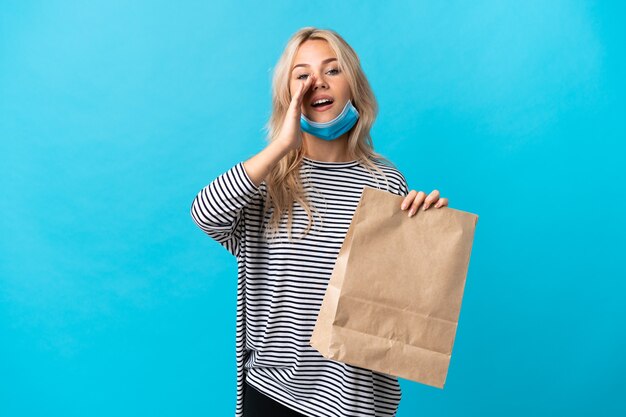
[300,99,360,141]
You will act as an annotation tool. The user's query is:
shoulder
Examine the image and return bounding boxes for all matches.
[365,156,409,197]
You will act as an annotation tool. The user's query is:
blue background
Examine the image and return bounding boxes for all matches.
[1,1,624,416]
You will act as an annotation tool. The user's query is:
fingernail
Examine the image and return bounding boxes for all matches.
[422,204,429,211]
[409,209,415,217]
[401,203,406,210]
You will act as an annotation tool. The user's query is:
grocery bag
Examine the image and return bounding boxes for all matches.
[309,186,479,388]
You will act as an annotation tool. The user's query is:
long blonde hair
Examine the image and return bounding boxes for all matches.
[262,27,398,242]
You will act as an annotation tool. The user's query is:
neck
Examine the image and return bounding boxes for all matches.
[302,132,352,162]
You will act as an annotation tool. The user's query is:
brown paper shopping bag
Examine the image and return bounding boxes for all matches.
[309,186,479,388]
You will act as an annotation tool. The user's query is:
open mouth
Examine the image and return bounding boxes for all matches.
[311,97,334,111]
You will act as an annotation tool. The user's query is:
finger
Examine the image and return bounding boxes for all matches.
[400,190,417,210]
[408,191,427,217]
[295,76,315,113]
[292,75,311,105]
[293,80,306,104]
[298,74,315,102]
[435,197,448,208]
[422,189,440,210]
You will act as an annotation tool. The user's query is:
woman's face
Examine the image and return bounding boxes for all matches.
[290,39,351,123]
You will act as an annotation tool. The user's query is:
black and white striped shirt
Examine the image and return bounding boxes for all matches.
[190,156,410,417]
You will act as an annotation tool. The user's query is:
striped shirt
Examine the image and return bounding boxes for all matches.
[190,156,410,417]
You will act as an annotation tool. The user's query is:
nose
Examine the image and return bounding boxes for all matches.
[311,73,328,90]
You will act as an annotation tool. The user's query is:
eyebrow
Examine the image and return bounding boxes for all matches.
[292,57,338,71]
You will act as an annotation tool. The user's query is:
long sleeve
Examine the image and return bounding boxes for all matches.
[190,161,261,258]
[398,173,409,196]
[390,171,409,197]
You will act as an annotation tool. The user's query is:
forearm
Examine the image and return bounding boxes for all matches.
[243,138,292,188]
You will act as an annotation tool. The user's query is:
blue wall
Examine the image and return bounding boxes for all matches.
[1,1,624,416]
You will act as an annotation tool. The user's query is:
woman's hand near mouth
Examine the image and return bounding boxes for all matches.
[278,74,316,152]
[242,74,316,187]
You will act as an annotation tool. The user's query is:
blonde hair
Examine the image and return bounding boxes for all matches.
[262,27,398,242]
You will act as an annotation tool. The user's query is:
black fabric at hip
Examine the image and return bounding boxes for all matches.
[243,381,308,417]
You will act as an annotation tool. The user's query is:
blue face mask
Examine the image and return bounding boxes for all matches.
[300,99,360,141]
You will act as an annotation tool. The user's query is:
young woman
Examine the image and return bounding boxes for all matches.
[191,27,448,417]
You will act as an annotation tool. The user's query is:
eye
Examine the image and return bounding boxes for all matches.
[296,68,341,80]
